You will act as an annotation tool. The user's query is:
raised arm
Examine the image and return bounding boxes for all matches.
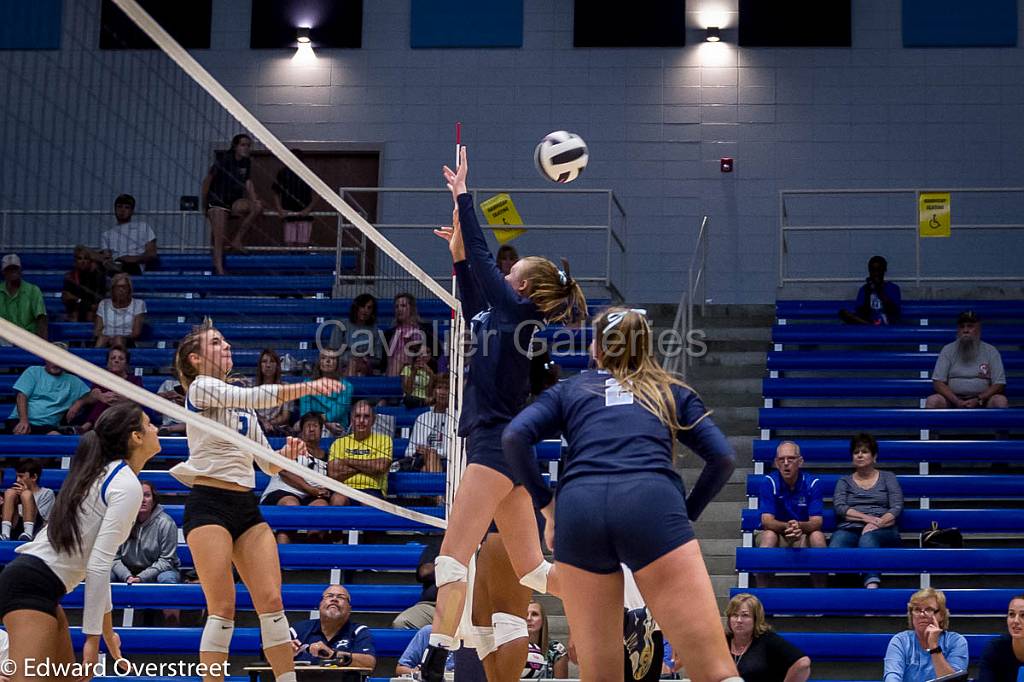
[188,376,340,411]
[502,385,564,509]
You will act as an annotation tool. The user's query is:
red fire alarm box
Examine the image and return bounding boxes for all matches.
[720,157,733,173]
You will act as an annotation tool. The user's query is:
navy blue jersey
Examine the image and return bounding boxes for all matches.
[503,370,735,521]
[289,617,375,664]
[453,192,540,434]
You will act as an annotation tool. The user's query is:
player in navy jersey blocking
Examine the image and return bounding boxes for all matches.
[503,308,742,682]
[171,322,341,682]
[420,146,588,682]
[0,402,161,678]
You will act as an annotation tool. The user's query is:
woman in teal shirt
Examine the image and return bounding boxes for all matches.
[299,351,353,436]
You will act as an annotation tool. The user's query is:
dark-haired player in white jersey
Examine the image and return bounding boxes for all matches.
[0,402,161,677]
[503,308,742,682]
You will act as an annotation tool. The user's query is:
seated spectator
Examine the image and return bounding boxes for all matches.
[201,133,263,275]
[255,349,294,436]
[328,294,383,376]
[110,480,181,624]
[977,593,1024,682]
[0,627,8,682]
[497,244,519,277]
[839,255,901,325]
[404,375,451,473]
[62,245,107,322]
[884,588,968,682]
[926,310,1008,409]
[95,273,146,348]
[1,459,54,541]
[155,376,186,436]
[392,538,440,629]
[828,432,903,588]
[401,345,434,409]
[726,593,811,682]
[261,411,331,544]
[289,585,376,667]
[0,254,47,339]
[273,148,316,248]
[527,600,569,678]
[94,194,158,275]
[396,625,454,677]
[5,351,90,435]
[385,293,433,377]
[299,350,353,436]
[756,441,826,587]
[328,400,391,505]
[74,345,143,433]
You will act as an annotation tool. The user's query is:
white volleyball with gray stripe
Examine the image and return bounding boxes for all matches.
[534,130,589,183]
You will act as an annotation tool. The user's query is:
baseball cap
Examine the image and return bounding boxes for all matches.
[1,254,21,271]
[957,310,980,325]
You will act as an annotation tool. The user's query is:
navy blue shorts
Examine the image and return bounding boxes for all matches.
[555,473,695,574]
[466,422,519,484]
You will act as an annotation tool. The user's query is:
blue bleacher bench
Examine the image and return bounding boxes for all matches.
[777,631,994,661]
[20,252,346,273]
[31,274,336,295]
[0,434,563,462]
[734,588,1024,616]
[736,547,1024,574]
[767,350,1024,372]
[746,474,1024,499]
[773,324,1024,346]
[68,626,414,657]
[759,407,1024,430]
[763,378,1021,399]
[60,583,422,612]
[776,299,1024,322]
[753,438,1024,463]
[0,541,426,570]
[160,505,444,531]
[740,508,1024,533]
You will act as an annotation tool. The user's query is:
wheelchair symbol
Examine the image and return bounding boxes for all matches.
[929,214,941,229]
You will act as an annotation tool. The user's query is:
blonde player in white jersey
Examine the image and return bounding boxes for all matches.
[0,402,161,680]
[172,323,341,682]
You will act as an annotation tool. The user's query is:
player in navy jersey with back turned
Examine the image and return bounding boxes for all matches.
[503,307,743,682]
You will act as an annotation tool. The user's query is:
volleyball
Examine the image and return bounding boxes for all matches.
[534,130,589,183]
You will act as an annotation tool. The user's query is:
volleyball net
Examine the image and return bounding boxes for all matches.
[0,0,468,524]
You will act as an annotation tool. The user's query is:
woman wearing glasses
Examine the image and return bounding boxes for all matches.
[883,588,968,682]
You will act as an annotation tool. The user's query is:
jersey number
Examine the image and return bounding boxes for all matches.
[237,414,250,435]
[605,378,635,406]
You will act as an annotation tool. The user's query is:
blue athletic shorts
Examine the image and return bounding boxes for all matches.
[555,473,695,573]
[466,422,519,484]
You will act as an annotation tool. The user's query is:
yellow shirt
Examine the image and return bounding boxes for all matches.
[328,432,392,493]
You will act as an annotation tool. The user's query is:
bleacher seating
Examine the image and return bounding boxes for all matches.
[773,324,1024,346]
[763,378,1021,400]
[746,474,1024,499]
[768,350,1024,372]
[19,252,346,273]
[776,632,995,661]
[160,505,444,531]
[740,509,1024,534]
[759,407,1024,431]
[776,299,1024,322]
[734,588,1023,616]
[752,438,1024,464]
[736,548,1024,574]
[31,274,336,296]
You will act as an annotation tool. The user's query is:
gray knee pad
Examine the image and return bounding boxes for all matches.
[518,560,552,593]
[259,610,292,649]
[199,615,234,654]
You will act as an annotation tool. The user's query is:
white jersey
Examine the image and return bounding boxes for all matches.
[170,375,281,489]
[18,461,142,635]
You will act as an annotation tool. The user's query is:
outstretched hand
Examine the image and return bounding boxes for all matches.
[433,206,465,261]
[442,146,469,199]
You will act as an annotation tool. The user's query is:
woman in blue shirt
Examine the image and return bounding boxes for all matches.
[883,588,968,682]
[503,307,739,682]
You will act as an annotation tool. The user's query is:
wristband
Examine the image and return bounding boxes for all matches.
[928,647,942,655]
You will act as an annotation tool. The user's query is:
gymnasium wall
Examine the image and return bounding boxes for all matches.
[2,0,1024,303]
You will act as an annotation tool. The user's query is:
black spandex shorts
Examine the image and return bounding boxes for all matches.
[184,485,266,540]
[466,422,519,484]
[0,554,66,619]
[261,489,316,506]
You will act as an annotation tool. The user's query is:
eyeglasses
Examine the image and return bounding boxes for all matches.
[911,607,938,616]
[775,457,800,464]
[323,593,350,602]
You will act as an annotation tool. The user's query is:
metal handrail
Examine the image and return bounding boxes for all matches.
[664,215,709,377]
[778,187,1024,288]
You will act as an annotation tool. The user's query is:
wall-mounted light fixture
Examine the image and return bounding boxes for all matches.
[296,27,311,44]
[705,26,721,42]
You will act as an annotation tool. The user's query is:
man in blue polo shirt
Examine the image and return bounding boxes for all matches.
[756,441,826,587]
[289,585,376,668]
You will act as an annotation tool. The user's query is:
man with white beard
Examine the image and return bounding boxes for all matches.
[926,311,1009,408]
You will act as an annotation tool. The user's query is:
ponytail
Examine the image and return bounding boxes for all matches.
[47,403,145,554]
[175,318,216,390]
[520,256,588,326]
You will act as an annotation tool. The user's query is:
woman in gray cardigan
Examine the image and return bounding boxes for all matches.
[828,432,904,588]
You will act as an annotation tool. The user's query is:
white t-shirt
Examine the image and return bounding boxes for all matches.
[19,461,142,635]
[171,375,282,489]
[260,452,328,501]
[157,378,183,426]
[102,221,156,263]
[406,409,452,459]
[17,486,55,522]
[97,298,146,337]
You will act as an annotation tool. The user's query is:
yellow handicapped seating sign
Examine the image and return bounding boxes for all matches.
[479,193,526,245]
[919,192,951,238]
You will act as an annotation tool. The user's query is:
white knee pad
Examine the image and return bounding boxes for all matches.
[434,555,469,588]
[491,612,528,648]
[199,615,234,654]
[518,560,552,593]
[461,625,496,660]
[722,677,745,682]
[259,610,292,649]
